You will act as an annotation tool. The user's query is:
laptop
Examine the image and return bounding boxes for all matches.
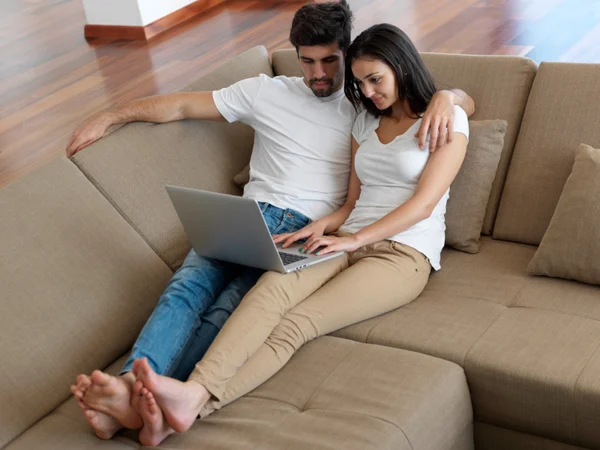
[166,186,345,273]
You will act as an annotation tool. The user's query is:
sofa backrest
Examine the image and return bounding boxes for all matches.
[0,158,172,448]
[72,46,274,270]
[271,49,537,236]
[494,62,600,245]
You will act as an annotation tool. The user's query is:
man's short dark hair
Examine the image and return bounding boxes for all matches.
[289,0,354,54]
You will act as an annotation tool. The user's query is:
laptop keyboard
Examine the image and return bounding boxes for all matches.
[279,251,309,266]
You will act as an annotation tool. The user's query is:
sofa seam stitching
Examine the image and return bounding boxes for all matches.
[70,158,174,271]
[298,407,415,446]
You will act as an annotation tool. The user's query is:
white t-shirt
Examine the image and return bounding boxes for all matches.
[213,74,356,220]
[340,105,469,270]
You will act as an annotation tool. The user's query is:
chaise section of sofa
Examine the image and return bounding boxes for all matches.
[5,338,472,450]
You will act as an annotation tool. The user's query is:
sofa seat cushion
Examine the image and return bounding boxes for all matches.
[72,46,273,270]
[334,237,600,448]
[19,338,472,450]
[0,158,172,449]
[466,308,600,448]
[333,238,534,366]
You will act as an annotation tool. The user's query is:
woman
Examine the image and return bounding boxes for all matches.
[130,23,470,445]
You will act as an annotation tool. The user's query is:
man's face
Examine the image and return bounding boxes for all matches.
[298,43,345,98]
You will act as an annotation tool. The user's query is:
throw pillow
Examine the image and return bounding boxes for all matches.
[445,119,507,253]
[527,144,600,285]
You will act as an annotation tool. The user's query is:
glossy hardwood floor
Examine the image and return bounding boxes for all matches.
[2,0,600,188]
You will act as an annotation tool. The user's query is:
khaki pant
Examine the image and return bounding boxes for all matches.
[188,237,431,417]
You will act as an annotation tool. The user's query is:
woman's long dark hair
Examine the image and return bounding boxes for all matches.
[344,24,437,118]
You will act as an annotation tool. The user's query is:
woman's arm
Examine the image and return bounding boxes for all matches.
[274,137,362,248]
[307,133,468,255]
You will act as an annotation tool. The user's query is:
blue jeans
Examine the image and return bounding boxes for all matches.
[121,202,311,381]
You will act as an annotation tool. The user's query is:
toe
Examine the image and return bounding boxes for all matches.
[91,370,110,385]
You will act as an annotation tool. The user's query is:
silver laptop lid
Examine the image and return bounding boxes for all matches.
[166,186,286,272]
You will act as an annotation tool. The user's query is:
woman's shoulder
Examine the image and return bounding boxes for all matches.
[451,105,470,139]
[352,110,378,141]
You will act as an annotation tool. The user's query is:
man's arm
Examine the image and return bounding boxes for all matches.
[66,92,225,157]
[415,89,475,153]
[448,89,475,117]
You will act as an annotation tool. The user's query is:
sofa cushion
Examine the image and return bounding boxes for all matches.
[494,62,600,245]
[272,49,537,235]
[72,46,273,269]
[527,144,600,285]
[466,308,600,447]
[0,158,172,449]
[446,119,507,253]
[17,338,472,450]
[333,238,532,365]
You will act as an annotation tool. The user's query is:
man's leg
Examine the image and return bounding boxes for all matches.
[169,267,263,381]
[169,203,312,381]
[121,250,238,376]
[75,249,238,436]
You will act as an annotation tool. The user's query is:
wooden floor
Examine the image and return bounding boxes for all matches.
[2,0,600,188]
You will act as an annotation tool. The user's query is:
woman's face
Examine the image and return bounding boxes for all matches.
[351,57,398,110]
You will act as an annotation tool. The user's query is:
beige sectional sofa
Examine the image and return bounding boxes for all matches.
[2,45,600,449]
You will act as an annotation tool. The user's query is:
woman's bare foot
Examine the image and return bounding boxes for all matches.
[134,357,210,433]
[132,380,175,446]
[83,371,142,430]
[71,374,121,439]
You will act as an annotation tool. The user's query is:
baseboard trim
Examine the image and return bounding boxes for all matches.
[84,0,228,41]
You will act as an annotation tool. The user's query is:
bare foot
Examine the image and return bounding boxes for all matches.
[83,408,121,440]
[71,374,121,439]
[133,380,175,446]
[83,371,142,430]
[71,374,91,401]
[134,357,210,433]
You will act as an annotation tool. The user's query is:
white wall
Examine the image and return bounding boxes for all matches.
[82,0,197,27]
[82,0,144,26]
[137,0,197,26]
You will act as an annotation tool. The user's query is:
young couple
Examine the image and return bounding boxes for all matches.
[67,0,473,446]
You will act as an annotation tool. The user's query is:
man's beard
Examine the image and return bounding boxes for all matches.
[309,77,337,97]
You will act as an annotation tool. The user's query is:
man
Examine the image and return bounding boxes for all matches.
[69,0,474,443]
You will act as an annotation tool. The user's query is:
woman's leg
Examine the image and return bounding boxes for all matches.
[187,253,349,398]
[200,240,431,416]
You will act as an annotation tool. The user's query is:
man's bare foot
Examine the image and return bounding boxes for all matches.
[83,371,142,430]
[71,375,121,439]
[132,380,175,446]
[70,374,121,439]
[134,357,210,433]
[83,408,122,440]
[71,374,91,401]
